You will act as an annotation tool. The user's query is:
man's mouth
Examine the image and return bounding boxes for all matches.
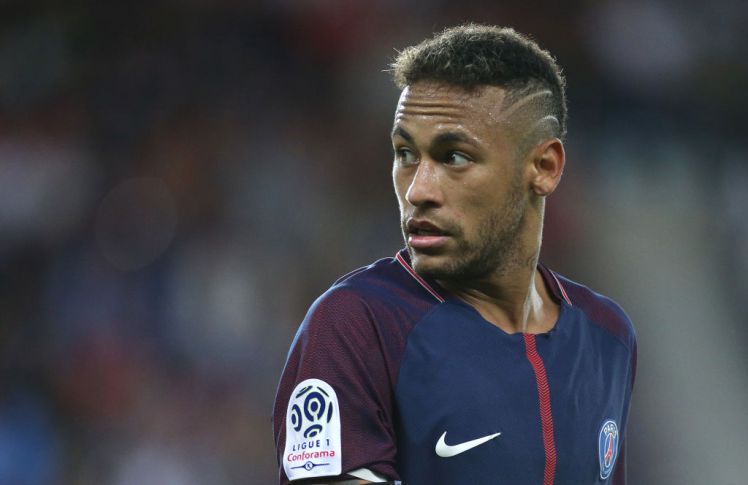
[410,228,446,236]
[406,219,450,250]
[407,219,447,234]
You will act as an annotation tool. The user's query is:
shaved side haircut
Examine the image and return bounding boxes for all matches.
[391,24,568,155]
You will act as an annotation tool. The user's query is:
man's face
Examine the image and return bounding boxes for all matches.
[391,81,531,281]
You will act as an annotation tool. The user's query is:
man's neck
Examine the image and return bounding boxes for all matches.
[439,259,559,334]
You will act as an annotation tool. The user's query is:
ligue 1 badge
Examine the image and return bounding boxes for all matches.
[598,419,619,479]
[283,378,342,480]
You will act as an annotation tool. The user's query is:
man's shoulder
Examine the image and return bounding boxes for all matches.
[331,255,402,291]
[303,251,440,332]
[320,251,441,309]
[546,267,636,352]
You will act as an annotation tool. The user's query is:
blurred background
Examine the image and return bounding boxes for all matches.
[1,1,746,484]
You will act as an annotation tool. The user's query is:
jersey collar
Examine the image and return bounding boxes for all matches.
[396,249,572,306]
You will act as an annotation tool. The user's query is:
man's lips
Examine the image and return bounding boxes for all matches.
[406,219,450,249]
[406,219,447,235]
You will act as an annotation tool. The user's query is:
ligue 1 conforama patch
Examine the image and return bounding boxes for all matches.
[283,378,342,480]
[598,419,619,479]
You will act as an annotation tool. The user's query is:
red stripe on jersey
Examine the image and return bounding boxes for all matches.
[395,252,445,303]
[550,271,572,305]
[524,334,557,485]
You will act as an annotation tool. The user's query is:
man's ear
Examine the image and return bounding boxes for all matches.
[528,138,565,196]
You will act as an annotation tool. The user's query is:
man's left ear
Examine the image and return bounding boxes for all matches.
[529,138,565,196]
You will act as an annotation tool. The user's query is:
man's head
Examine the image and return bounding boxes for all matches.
[390,24,567,281]
[391,24,567,149]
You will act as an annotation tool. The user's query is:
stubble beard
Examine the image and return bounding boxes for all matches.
[407,179,528,283]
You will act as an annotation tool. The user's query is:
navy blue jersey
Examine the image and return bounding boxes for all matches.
[273,250,636,484]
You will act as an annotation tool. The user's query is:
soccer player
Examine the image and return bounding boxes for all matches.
[273,24,636,485]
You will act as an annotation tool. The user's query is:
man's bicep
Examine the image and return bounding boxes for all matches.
[297,479,370,484]
[304,479,405,485]
[293,467,399,484]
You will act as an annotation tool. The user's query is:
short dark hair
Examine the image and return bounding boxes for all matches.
[391,24,568,141]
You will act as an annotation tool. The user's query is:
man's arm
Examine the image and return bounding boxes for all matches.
[305,480,379,484]
[302,480,369,484]
[296,471,399,484]
[273,287,400,484]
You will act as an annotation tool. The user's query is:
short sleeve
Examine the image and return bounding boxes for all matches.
[273,287,399,484]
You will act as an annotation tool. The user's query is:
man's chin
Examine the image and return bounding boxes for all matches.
[409,248,492,282]
[408,251,453,279]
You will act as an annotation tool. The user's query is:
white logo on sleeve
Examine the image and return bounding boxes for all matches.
[435,431,502,458]
[283,379,342,480]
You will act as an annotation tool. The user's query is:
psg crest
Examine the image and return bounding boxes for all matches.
[283,378,342,480]
[598,419,619,479]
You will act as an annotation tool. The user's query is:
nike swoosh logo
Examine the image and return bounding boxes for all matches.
[435,431,502,458]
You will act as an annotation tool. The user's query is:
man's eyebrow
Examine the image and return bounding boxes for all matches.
[432,131,479,148]
[391,127,479,149]
[391,126,413,142]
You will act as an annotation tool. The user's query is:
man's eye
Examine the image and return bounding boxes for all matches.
[395,149,417,165]
[447,152,471,166]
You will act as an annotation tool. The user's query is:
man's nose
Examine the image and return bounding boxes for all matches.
[406,160,443,207]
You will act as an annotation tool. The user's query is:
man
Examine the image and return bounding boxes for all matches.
[273,24,636,485]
